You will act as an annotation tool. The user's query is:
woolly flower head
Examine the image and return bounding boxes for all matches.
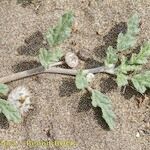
[8,86,32,116]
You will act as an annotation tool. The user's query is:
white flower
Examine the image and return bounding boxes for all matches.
[8,86,32,116]
[86,73,95,83]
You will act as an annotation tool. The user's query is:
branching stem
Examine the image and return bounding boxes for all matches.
[0,62,114,83]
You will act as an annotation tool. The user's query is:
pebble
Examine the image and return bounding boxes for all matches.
[136,132,140,138]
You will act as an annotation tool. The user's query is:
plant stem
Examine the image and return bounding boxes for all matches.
[86,87,93,93]
[0,62,114,83]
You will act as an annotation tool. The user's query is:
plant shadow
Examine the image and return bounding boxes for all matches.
[0,113,9,129]
[77,92,92,112]
[94,22,127,59]
[121,85,142,100]
[93,107,110,131]
[59,78,79,97]
[77,92,110,130]
[17,31,48,56]
[100,77,117,93]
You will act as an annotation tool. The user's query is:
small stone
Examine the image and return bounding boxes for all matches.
[77,49,91,61]
[136,132,140,138]
[14,50,19,56]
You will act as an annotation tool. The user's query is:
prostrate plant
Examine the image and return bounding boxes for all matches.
[75,13,150,130]
[103,14,150,94]
[0,84,22,123]
[0,12,150,130]
[0,12,74,124]
[39,11,116,129]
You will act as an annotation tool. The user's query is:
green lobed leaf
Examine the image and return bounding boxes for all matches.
[91,90,116,130]
[51,48,63,62]
[131,71,150,94]
[75,70,88,90]
[117,33,137,51]
[116,56,142,74]
[117,13,140,51]
[39,48,63,69]
[0,99,22,123]
[0,84,9,95]
[46,12,74,47]
[39,48,51,69]
[105,46,118,67]
[116,73,128,87]
[129,42,150,65]
[127,13,140,35]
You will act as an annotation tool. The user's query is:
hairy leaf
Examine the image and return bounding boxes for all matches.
[130,42,150,65]
[0,84,9,95]
[75,70,88,90]
[105,46,118,67]
[117,33,137,51]
[0,99,22,123]
[127,13,140,35]
[46,12,74,47]
[117,14,140,51]
[39,48,51,69]
[116,73,128,87]
[116,56,141,74]
[131,71,150,94]
[39,48,63,69]
[91,90,115,130]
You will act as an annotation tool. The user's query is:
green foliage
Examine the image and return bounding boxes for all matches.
[105,14,140,68]
[46,12,74,47]
[116,56,141,74]
[116,42,150,90]
[0,84,9,95]
[115,56,141,87]
[127,13,140,35]
[131,71,150,94]
[39,48,63,69]
[75,70,88,90]
[129,42,150,65]
[117,33,136,51]
[117,14,140,51]
[116,73,128,87]
[75,71,116,129]
[0,99,22,123]
[105,46,118,67]
[91,90,115,130]
[0,84,21,123]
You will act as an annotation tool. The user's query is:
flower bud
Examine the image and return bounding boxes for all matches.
[65,52,79,68]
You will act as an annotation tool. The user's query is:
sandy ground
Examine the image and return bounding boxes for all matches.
[0,0,150,150]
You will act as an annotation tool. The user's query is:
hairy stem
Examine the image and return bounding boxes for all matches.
[86,87,93,93]
[0,62,114,83]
